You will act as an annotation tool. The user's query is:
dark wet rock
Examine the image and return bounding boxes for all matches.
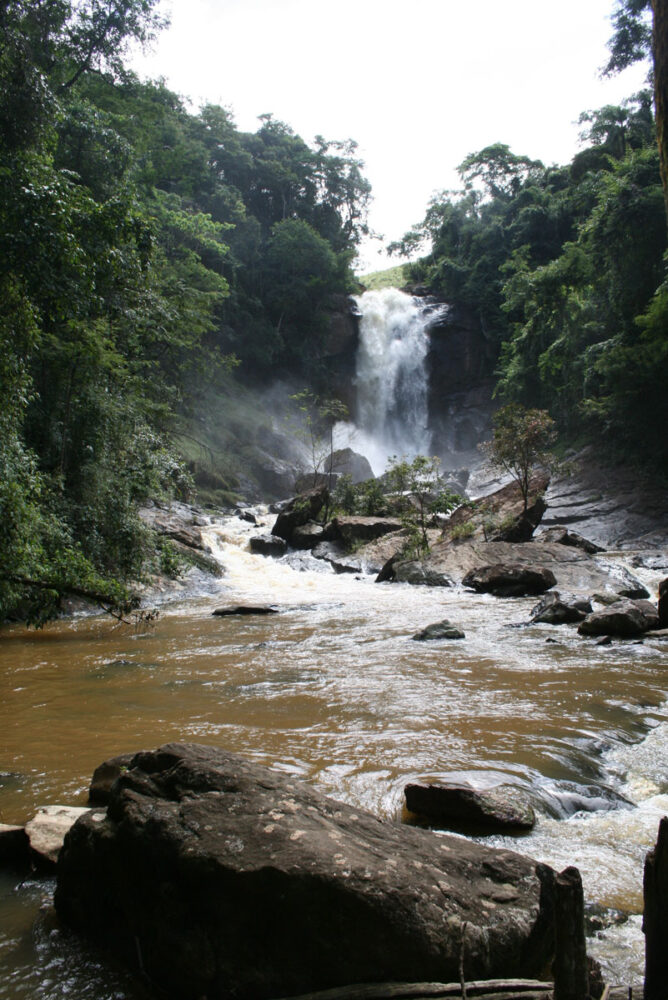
[325,448,374,484]
[26,805,103,870]
[462,563,557,597]
[658,578,668,627]
[412,620,465,641]
[55,743,557,999]
[578,599,658,637]
[405,782,535,833]
[291,521,326,550]
[394,561,455,587]
[212,605,279,617]
[327,516,403,547]
[0,823,29,866]
[530,591,592,625]
[235,508,257,525]
[249,533,288,558]
[271,486,328,543]
[89,753,136,805]
[538,526,605,554]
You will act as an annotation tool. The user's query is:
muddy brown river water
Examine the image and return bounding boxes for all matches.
[1,511,667,996]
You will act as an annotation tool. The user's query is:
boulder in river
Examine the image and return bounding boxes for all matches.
[412,620,465,641]
[658,577,668,627]
[89,753,136,805]
[327,515,403,547]
[249,533,288,557]
[394,561,455,587]
[55,743,558,999]
[578,598,659,637]
[405,782,536,833]
[530,591,592,625]
[271,485,328,543]
[291,520,326,549]
[462,563,557,597]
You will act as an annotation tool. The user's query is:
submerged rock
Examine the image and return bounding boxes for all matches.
[405,782,536,833]
[412,620,465,641]
[462,563,557,597]
[55,743,557,1000]
[212,605,279,617]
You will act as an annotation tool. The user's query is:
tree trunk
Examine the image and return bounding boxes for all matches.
[653,0,668,224]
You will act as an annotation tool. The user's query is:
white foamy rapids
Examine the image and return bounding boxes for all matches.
[338,288,447,475]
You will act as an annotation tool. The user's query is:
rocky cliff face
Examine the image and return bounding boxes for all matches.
[425,302,497,464]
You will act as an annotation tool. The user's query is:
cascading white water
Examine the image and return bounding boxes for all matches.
[335,288,447,475]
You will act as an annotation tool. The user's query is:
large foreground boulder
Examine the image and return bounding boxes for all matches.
[55,744,557,1000]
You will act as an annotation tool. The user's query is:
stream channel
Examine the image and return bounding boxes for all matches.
[1,509,668,996]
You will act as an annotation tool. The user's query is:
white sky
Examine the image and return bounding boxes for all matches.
[129,0,649,271]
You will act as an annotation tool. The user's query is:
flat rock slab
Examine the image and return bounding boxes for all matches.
[25,805,104,869]
[405,784,535,833]
[55,744,557,1000]
[212,605,279,616]
[418,539,648,597]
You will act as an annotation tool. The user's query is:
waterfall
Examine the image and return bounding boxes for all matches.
[335,288,446,475]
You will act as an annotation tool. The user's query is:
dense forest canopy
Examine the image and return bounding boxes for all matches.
[393,0,668,469]
[0,0,370,624]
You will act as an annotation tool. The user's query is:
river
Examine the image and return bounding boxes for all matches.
[1,509,667,996]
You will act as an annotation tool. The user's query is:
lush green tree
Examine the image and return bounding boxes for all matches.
[386,454,444,555]
[482,405,557,511]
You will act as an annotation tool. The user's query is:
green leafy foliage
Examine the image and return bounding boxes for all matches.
[481,405,557,511]
[0,0,371,624]
[385,454,444,556]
